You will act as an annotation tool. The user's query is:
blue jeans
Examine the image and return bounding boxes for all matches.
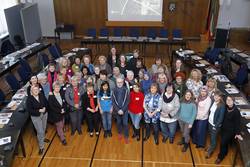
[129,111,142,129]
[101,112,112,131]
[208,123,220,154]
[160,121,177,140]
[192,119,208,147]
[116,111,129,138]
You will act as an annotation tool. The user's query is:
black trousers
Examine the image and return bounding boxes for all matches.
[218,131,234,160]
[86,111,100,133]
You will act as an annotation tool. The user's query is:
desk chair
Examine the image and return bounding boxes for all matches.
[99,28,109,38]
[17,66,30,84]
[172,29,183,40]
[5,74,21,94]
[87,28,97,38]
[233,63,249,90]
[113,28,123,37]
[0,39,15,57]
[19,59,32,77]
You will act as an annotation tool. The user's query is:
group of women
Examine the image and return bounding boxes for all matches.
[25,47,243,164]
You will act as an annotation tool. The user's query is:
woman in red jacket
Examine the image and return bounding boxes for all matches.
[128,83,144,141]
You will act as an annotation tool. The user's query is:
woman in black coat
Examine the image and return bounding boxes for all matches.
[215,96,243,164]
[48,81,67,145]
[82,83,100,137]
[26,85,49,155]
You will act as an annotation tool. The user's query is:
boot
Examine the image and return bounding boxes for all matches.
[177,137,185,145]
[143,124,150,141]
[108,130,112,137]
[182,143,189,152]
[136,129,140,141]
[132,126,137,138]
[154,131,159,145]
[104,130,107,138]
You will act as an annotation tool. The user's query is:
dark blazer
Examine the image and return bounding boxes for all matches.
[210,103,225,128]
[48,93,66,123]
[81,91,98,112]
[26,93,47,117]
[107,54,119,69]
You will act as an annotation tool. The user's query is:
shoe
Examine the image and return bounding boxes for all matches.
[124,137,129,144]
[154,137,159,145]
[162,137,168,143]
[182,143,189,152]
[177,137,185,145]
[169,138,174,144]
[205,152,212,159]
[108,130,112,137]
[71,131,75,136]
[62,140,67,146]
[44,138,50,143]
[104,131,108,138]
[215,158,222,164]
[95,132,99,136]
[132,133,137,138]
[118,134,122,141]
[196,145,204,148]
[38,148,44,155]
[78,131,83,135]
[136,134,140,141]
[89,132,94,137]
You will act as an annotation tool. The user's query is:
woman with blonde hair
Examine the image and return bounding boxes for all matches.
[206,78,217,97]
[186,69,203,99]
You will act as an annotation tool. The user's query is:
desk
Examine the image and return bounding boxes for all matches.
[174,50,250,167]
[0,43,51,77]
[54,24,75,41]
[229,49,250,71]
[80,37,186,60]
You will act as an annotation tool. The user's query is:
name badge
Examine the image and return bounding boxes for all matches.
[135,97,139,100]
[75,66,79,69]
[39,88,42,91]
[63,87,66,90]
[130,86,133,89]
[68,69,71,72]
[93,95,97,98]
[78,93,80,95]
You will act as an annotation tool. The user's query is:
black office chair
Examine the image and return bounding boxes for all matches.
[233,63,249,90]
[19,58,32,78]
[5,74,21,94]
[0,39,15,57]
[14,35,25,50]
[17,66,30,84]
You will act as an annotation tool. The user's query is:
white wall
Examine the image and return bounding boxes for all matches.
[20,0,56,37]
[217,0,250,29]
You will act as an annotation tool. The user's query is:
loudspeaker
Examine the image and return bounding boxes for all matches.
[214,28,229,48]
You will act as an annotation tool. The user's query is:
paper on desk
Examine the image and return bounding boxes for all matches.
[205,68,218,74]
[191,55,202,60]
[0,118,10,125]
[199,60,210,65]
[213,75,230,82]
[225,88,239,94]
[0,136,11,146]
[238,53,249,58]
[248,129,250,134]
[195,63,205,67]
[235,97,249,106]
[0,113,12,119]
[230,48,241,53]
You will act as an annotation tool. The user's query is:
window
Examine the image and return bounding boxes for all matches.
[0,0,18,39]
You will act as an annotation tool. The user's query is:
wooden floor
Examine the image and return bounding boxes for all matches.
[13,122,243,167]
[12,39,248,167]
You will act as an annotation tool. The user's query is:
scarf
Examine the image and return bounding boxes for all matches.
[88,92,96,111]
[163,92,175,103]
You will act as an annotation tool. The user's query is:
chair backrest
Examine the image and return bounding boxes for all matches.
[48,45,61,60]
[17,66,30,83]
[5,74,20,93]
[19,58,32,74]
[0,39,15,56]
[172,29,182,38]
[41,53,49,67]
[147,29,157,39]
[14,35,25,50]
[234,64,249,85]
[55,43,63,57]
[87,28,96,38]
[159,29,168,38]
[0,89,5,103]
[129,28,140,38]
[113,28,123,37]
[100,28,109,37]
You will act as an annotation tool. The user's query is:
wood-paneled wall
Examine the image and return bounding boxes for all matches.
[53,0,210,38]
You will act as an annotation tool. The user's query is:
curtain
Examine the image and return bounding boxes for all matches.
[0,0,18,38]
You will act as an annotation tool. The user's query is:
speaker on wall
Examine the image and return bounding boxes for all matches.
[214,28,229,48]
